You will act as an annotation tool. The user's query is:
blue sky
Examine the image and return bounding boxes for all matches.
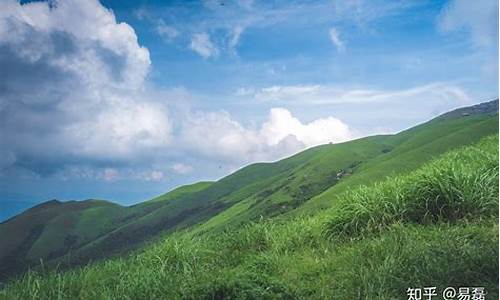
[0,0,498,208]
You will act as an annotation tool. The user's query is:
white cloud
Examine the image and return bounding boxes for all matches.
[438,0,499,47]
[244,82,475,136]
[156,19,179,41]
[179,110,263,161]
[59,166,167,182]
[171,163,193,175]
[190,32,219,58]
[0,0,171,174]
[255,85,322,101]
[228,26,244,55]
[329,27,345,52]
[252,83,471,106]
[0,0,150,88]
[132,0,413,59]
[142,170,166,182]
[331,0,414,27]
[65,96,172,160]
[0,0,359,181]
[260,108,352,147]
[3,0,479,187]
[178,108,354,163]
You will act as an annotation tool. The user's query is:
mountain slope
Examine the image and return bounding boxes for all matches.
[0,199,127,278]
[0,99,497,280]
[192,102,499,233]
[296,111,499,214]
[2,133,497,299]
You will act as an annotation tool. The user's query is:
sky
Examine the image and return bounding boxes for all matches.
[0,0,498,207]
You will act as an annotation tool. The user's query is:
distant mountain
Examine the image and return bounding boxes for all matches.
[0,99,498,280]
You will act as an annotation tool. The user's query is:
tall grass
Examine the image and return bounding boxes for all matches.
[323,135,498,239]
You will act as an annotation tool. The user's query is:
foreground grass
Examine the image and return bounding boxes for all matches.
[1,135,498,300]
[324,135,498,239]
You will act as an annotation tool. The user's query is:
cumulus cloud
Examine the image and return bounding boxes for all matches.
[0,0,170,177]
[241,82,476,136]
[65,97,171,160]
[329,27,345,52]
[1,0,483,187]
[438,0,499,47]
[178,108,354,163]
[260,108,352,147]
[0,0,359,183]
[190,32,219,58]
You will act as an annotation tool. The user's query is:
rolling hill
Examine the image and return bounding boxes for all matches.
[0,99,498,282]
[1,117,498,299]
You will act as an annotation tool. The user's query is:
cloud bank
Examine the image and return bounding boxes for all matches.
[0,0,356,182]
[1,0,491,187]
[178,108,354,163]
[0,0,173,178]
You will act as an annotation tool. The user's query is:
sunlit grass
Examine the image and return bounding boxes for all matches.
[323,135,498,239]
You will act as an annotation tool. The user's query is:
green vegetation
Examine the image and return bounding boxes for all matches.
[0,200,128,278]
[296,113,499,214]
[324,135,498,239]
[0,101,498,298]
[1,132,498,299]
[144,181,214,204]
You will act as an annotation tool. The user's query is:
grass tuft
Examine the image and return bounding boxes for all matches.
[323,135,498,239]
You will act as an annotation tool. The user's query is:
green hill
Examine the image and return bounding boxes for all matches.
[0,99,498,285]
[1,126,498,299]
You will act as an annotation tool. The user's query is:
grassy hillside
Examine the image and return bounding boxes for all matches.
[0,100,497,282]
[0,182,218,280]
[1,134,497,299]
[295,113,498,214]
[142,182,214,204]
[191,111,498,234]
[0,200,128,279]
[43,112,500,267]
